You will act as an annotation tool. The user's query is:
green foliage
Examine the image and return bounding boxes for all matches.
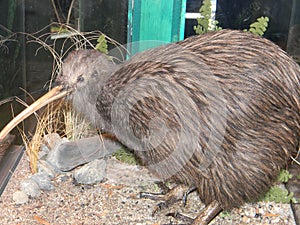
[194,0,221,34]
[276,170,293,183]
[243,16,269,36]
[194,0,211,34]
[112,147,139,165]
[95,34,108,54]
[194,1,268,36]
[297,174,300,180]
[262,186,297,204]
[260,170,297,204]
[219,211,232,219]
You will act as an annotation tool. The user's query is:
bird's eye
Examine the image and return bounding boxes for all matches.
[77,75,84,82]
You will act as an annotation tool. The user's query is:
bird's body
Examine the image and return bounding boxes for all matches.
[57,29,300,224]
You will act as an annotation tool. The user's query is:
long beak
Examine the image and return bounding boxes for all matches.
[0,85,69,141]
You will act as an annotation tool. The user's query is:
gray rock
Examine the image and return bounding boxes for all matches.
[30,173,54,191]
[37,160,57,178]
[57,174,72,183]
[46,136,120,172]
[13,191,29,204]
[38,144,50,159]
[45,138,70,172]
[74,159,107,185]
[42,133,63,149]
[20,178,41,198]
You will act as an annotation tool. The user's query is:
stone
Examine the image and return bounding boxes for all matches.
[38,143,50,159]
[42,133,63,150]
[45,138,70,172]
[74,159,107,185]
[37,159,57,178]
[20,178,41,198]
[13,191,29,204]
[46,136,120,172]
[30,173,54,191]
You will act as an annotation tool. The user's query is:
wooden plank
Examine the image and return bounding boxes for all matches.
[0,145,25,196]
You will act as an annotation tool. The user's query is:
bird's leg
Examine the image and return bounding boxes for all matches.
[140,183,196,216]
[139,181,171,201]
[156,181,172,194]
[182,186,197,206]
[167,200,222,225]
[151,184,190,216]
[192,200,222,224]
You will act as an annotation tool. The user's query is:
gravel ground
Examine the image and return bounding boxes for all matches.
[0,154,296,225]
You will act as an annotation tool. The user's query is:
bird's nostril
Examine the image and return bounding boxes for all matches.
[52,79,70,91]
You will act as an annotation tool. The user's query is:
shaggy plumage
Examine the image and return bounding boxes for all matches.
[56,29,300,224]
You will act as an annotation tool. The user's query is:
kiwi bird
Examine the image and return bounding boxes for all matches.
[55,29,300,224]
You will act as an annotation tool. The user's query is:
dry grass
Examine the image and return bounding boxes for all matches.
[17,22,126,173]
[25,22,126,90]
[22,100,94,173]
[292,150,300,166]
[27,101,64,173]
[62,103,93,141]
[0,25,17,53]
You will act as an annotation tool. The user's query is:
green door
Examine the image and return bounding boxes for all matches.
[127,0,187,55]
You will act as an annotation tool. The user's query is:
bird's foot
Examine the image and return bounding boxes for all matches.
[140,183,196,216]
[167,200,222,225]
[166,212,194,224]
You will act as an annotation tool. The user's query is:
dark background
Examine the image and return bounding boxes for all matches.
[0,0,299,132]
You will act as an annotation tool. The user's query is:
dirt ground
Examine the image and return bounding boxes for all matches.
[0,154,297,225]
